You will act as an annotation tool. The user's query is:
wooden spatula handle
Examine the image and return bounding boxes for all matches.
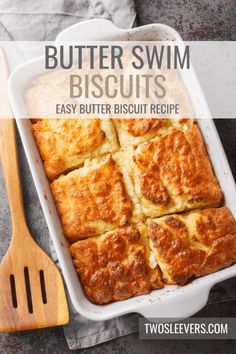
[0,49,27,233]
[0,119,26,228]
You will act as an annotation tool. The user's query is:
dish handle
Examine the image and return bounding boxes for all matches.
[137,284,211,320]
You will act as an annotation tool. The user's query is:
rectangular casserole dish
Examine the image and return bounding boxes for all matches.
[8,19,236,320]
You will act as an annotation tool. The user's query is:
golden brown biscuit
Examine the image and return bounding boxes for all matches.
[32,118,119,181]
[120,124,222,218]
[51,155,142,242]
[148,207,236,285]
[70,224,163,304]
[113,118,192,147]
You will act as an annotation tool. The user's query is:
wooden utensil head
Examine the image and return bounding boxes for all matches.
[0,230,69,332]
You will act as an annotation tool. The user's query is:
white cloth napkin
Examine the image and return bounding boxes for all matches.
[0,0,136,40]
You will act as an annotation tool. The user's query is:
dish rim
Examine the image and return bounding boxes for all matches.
[8,19,236,321]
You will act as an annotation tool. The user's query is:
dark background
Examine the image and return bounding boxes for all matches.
[0,0,236,353]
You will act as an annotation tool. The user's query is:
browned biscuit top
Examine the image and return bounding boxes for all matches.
[70,224,163,304]
[51,155,133,242]
[148,207,236,285]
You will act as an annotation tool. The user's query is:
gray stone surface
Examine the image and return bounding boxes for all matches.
[0,0,236,353]
[135,0,236,40]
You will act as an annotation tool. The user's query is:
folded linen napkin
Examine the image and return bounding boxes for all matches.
[0,0,136,40]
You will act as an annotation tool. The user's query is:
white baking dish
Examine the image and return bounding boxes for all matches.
[8,19,236,321]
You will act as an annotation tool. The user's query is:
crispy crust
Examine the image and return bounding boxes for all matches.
[32,118,119,181]
[113,118,192,147]
[51,155,137,242]
[148,207,236,285]
[70,224,163,304]
[117,119,166,137]
[131,124,223,217]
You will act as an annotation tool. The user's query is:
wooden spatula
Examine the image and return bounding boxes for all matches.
[0,48,69,332]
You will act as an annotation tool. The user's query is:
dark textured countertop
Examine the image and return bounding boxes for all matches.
[0,0,236,353]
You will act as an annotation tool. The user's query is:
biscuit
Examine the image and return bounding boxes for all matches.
[51,154,142,242]
[70,224,163,304]
[32,118,119,181]
[126,124,223,217]
[148,207,236,284]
